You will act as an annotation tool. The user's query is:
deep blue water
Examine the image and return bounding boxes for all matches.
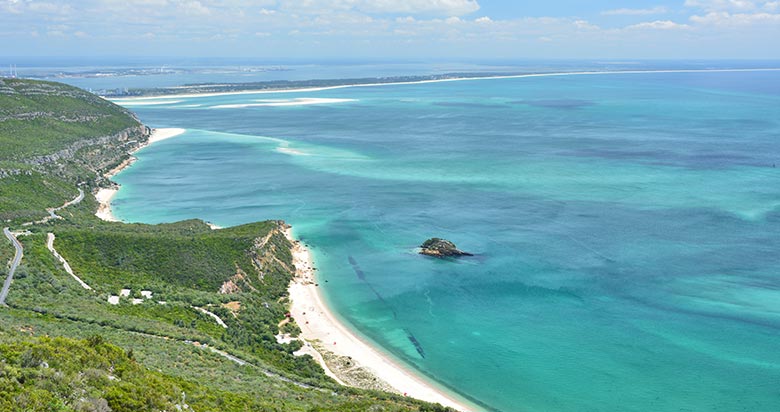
[112,70,780,411]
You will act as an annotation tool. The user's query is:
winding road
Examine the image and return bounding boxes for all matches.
[1,228,23,306]
[2,186,84,304]
[27,188,85,226]
[49,188,84,220]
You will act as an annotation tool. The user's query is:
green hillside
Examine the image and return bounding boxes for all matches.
[0,78,453,412]
[0,78,139,160]
[0,78,149,224]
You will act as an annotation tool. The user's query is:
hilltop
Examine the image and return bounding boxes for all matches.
[0,78,454,412]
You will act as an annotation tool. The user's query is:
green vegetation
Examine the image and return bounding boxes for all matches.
[0,78,138,159]
[0,332,266,412]
[55,221,277,291]
[0,172,75,222]
[0,78,454,411]
[0,329,449,412]
[0,78,147,225]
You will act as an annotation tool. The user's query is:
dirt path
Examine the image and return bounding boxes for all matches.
[46,233,92,290]
[193,306,228,328]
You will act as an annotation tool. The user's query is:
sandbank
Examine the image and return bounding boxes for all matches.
[284,228,476,411]
[94,127,185,222]
[147,127,186,145]
[211,97,356,109]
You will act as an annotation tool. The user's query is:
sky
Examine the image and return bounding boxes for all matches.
[1,0,779,60]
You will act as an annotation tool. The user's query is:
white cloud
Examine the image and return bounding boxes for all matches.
[361,0,479,16]
[602,6,668,16]
[28,2,73,14]
[684,0,757,11]
[2,0,780,59]
[764,1,780,10]
[627,20,691,29]
[574,19,599,30]
[690,10,780,24]
[1,0,72,14]
[445,16,462,24]
[281,0,479,16]
[180,0,210,16]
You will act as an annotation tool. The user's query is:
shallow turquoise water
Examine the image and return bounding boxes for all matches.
[113,71,780,411]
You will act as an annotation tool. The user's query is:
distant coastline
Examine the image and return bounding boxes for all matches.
[105,67,780,100]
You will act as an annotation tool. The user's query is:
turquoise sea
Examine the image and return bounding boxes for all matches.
[111,70,780,411]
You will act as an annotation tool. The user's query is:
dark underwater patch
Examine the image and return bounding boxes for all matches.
[512,99,595,109]
[433,101,506,109]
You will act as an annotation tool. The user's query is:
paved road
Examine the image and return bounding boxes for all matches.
[44,188,85,222]
[1,228,23,306]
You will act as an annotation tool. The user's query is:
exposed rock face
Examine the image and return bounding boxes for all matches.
[419,238,472,257]
[25,125,149,167]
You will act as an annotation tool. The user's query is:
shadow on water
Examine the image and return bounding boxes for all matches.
[404,329,426,358]
[348,255,428,358]
[510,98,596,109]
[348,255,397,319]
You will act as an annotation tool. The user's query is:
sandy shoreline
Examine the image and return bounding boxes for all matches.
[94,127,185,222]
[109,67,780,102]
[284,228,476,411]
[92,126,474,410]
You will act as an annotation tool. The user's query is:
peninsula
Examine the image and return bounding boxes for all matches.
[102,72,525,97]
[0,78,464,411]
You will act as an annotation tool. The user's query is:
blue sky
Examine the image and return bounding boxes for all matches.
[1,0,779,59]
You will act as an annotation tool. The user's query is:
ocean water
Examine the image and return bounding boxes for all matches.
[111,71,780,411]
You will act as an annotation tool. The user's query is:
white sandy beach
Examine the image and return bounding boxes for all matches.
[94,127,186,222]
[284,228,475,412]
[94,187,119,222]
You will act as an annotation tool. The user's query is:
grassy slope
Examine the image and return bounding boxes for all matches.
[0,78,143,225]
[0,78,138,159]
[0,172,76,223]
[0,79,453,412]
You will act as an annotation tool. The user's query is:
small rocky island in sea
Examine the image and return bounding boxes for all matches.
[419,238,473,257]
